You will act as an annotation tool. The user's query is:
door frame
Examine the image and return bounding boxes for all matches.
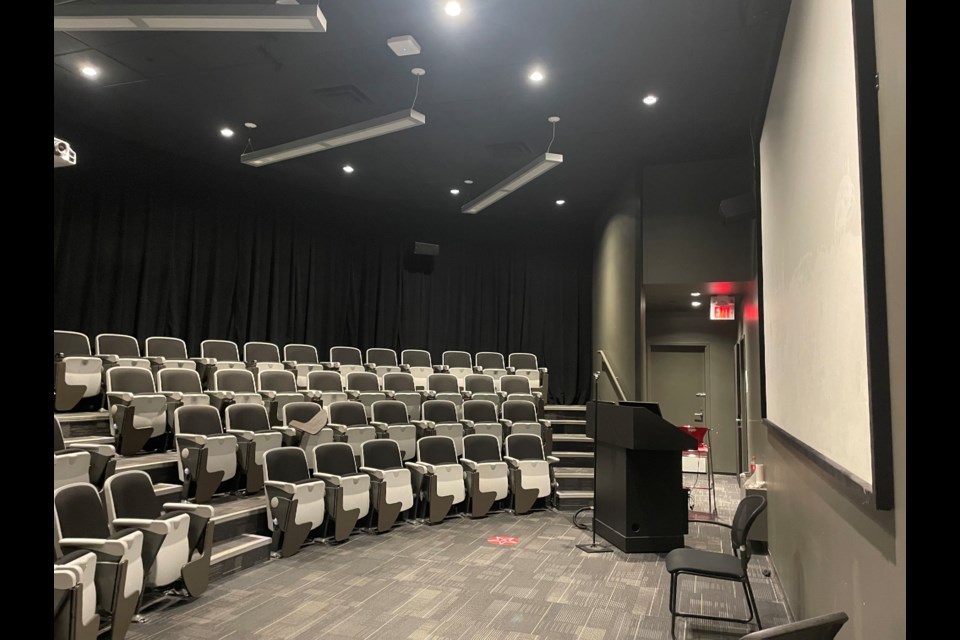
[645,342,711,427]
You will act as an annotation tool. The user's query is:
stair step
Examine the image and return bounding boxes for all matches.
[209,534,272,582]
[116,451,180,484]
[65,435,115,446]
[551,419,587,425]
[555,467,594,491]
[552,450,594,468]
[154,483,181,498]
[554,467,595,478]
[545,405,586,412]
[555,489,595,510]
[553,433,592,441]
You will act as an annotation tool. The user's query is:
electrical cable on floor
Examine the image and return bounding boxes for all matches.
[573,506,593,530]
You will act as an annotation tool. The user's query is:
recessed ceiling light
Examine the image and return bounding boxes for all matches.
[555,199,565,206]
[220,127,234,138]
[464,179,474,185]
[444,2,462,17]
[244,122,257,129]
[450,189,461,195]
[691,300,702,308]
[690,292,701,297]
[529,69,545,83]
[80,65,98,78]
[342,164,355,174]
[643,94,658,106]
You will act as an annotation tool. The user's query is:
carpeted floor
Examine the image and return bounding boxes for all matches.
[129,476,788,640]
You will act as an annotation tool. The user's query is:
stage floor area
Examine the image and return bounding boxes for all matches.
[129,476,788,640]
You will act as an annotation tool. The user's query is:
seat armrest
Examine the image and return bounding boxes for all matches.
[192,356,215,365]
[432,365,449,373]
[158,390,184,402]
[112,518,172,535]
[399,364,411,373]
[259,390,278,400]
[163,502,215,518]
[345,390,360,399]
[264,480,298,495]
[359,466,386,480]
[540,419,552,428]
[146,356,166,366]
[225,428,256,441]
[97,354,119,365]
[363,363,377,372]
[369,421,389,436]
[282,360,297,368]
[383,390,396,399]
[405,462,430,474]
[503,456,520,468]
[313,472,342,485]
[461,390,473,399]
[459,419,475,430]
[539,367,548,374]
[473,366,483,373]
[205,390,235,401]
[423,390,437,399]
[411,420,434,429]
[106,391,134,405]
[506,366,516,374]
[58,534,140,560]
[320,361,340,370]
[67,443,117,456]
[327,422,348,434]
[176,434,207,446]
[546,456,560,465]
[499,419,513,428]
[460,458,479,471]
[272,426,296,436]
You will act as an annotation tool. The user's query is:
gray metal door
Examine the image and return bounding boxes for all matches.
[647,345,707,427]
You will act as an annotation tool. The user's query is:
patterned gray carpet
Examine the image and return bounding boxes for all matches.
[129,476,788,640]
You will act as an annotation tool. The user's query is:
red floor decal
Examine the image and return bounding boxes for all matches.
[487,536,520,546]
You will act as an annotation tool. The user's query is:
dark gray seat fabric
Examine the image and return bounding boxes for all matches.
[665,548,745,579]
[739,613,848,639]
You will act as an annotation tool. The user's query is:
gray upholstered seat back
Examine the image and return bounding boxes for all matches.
[308,371,344,392]
[54,330,92,356]
[107,366,156,394]
[225,403,271,432]
[330,346,363,365]
[422,399,458,423]
[463,399,498,423]
[214,369,257,393]
[329,401,368,426]
[201,340,240,361]
[465,374,496,393]
[504,434,545,461]
[244,342,281,363]
[96,333,141,358]
[502,399,537,422]
[284,344,318,363]
[372,400,409,425]
[175,405,224,436]
[401,349,431,367]
[259,370,298,392]
[366,348,398,367]
[145,337,188,359]
[157,368,203,393]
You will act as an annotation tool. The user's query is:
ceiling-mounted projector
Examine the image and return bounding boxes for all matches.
[54,138,76,168]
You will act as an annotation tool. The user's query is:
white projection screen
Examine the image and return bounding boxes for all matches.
[759,0,890,502]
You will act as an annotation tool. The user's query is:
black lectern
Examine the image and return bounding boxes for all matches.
[586,401,697,553]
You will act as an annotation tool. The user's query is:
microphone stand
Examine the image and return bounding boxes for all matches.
[577,371,612,554]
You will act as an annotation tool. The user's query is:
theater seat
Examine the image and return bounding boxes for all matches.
[416,399,466,456]
[327,401,377,459]
[327,346,366,386]
[53,550,100,640]
[307,370,349,407]
[400,349,438,389]
[257,369,307,425]
[53,330,102,412]
[382,372,423,420]
[224,403,284,493]
[461,400,504,447]
[156,368,211,430]
[503,433,558,514]
[345,371,387,418]
[196,340,247,387]
[370,400,417,461]
[359,439,412,532]
[96,333,150,370]
[500,399,553,454]
[475,352,512,389]
[312,442,371,541]
[442,350,475,388]
[500,374,543,408]
[105,365,168,456]
[461,433,509,517]
[263,448,326,557]
[464,374,505,410]
[406,436,465,524]
[207,368,263,411]
[366,348,403,381]
[282,401,337,457]
[54,416,116,489]
[243,341,287,375]
[173,405,239,503]
[426,373,465,414]
[284,344,324,389]
[508,353,548,397]
[144,336,197,373]
[54,483,143,640]
[103,470,214,596]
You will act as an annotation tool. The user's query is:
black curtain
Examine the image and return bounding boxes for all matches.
[54,127,593,403]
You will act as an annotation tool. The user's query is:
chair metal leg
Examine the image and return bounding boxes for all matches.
[743,576,763,630]
[669,572,678,639]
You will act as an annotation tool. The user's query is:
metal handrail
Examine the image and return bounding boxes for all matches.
[597,349,628,402]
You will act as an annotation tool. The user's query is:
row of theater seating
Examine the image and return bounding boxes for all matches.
[54,429,557,640]
[53,330,549,413]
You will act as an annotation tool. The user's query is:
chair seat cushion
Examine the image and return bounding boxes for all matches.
[665,548,745,579]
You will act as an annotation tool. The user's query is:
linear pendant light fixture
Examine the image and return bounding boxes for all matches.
[461,116,563,214]
[54,3,327,33]
[241,68,427,167]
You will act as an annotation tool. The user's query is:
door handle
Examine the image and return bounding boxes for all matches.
[695,392,706,398]
[694,411,704,423]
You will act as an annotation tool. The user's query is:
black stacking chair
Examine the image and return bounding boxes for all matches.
[665,495,768,638]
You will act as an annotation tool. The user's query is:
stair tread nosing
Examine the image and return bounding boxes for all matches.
[552,433,593,441]
[556,490,594,497]
[211,534,271,564]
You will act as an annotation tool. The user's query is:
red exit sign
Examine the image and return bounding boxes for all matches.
[710,296,735,320]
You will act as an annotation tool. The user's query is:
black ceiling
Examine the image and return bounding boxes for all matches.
[53,0,789,219]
